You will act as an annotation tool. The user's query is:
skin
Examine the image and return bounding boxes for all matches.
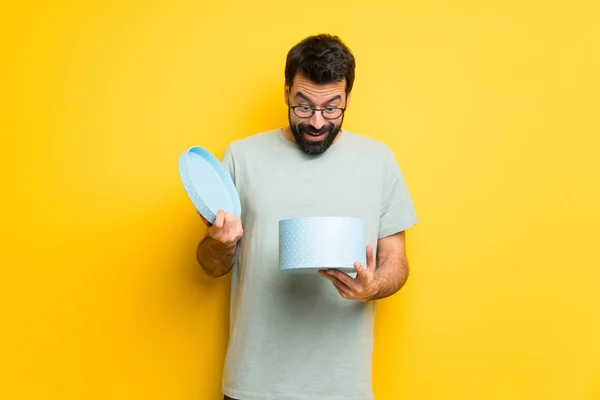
[282,73,348,153]
[196,209,242,278]
[318,233,409,302]
[196,73,410,301]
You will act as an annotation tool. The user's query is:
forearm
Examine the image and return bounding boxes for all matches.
[196,235,237,277]
[369,253,409,300]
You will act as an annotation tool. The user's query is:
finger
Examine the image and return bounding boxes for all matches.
[330,280,349,298]
[233,216,244,236]
[223,213,241,237]
[326,269,356,288]
[322,272,353,296]
[324,275,351,298]
[213,209,225,229]
[366,244,375,272]
[223,212,231,228]
[354,261,368,279]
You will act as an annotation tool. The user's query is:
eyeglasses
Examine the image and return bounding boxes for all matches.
[290,104,346,120]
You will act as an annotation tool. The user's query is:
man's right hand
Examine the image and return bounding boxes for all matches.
[199,209,243,247]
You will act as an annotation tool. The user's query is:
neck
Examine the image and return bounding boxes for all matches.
[281,126,295,143]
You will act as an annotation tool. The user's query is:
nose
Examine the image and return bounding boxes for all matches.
[309,110,325,129]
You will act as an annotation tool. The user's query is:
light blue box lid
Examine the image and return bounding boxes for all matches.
[178,146,241,224]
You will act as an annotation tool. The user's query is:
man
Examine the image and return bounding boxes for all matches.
[196,34,418,400]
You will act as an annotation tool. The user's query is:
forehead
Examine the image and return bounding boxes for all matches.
[290,74,346,101]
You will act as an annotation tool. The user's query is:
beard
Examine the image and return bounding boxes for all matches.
[289,118,343,155]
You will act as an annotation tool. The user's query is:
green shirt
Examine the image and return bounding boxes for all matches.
[220,128,418,400]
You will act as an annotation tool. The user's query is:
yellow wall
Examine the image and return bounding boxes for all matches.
[2,1,599,399]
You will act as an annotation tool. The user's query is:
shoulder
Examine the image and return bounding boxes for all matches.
[342,130,396,159]
[226,128,281,155]
[220,130,278,182]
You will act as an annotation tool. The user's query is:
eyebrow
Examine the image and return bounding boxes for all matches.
[295,91,342,104]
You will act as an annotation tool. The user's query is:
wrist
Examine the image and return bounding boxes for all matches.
[364,277,383,302]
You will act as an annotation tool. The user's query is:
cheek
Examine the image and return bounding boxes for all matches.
[328,120,341,130]
[292,117,307,127]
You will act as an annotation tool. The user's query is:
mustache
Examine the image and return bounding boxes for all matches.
[298,123,333,135]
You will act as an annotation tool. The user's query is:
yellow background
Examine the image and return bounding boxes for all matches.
[2,1,599,399]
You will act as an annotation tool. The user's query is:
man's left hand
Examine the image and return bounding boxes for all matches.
[318,244,379,302]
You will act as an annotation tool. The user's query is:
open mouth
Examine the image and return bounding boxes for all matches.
[304,131,326,141]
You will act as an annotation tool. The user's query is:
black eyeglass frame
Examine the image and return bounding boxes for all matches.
[288,90,348,120]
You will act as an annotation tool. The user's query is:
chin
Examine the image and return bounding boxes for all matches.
[297,133,337,155]
[289,120,342,155]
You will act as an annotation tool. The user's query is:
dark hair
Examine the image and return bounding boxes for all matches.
[285,34,356,95]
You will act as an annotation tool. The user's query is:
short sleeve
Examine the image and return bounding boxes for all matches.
[220,145,236,184]
[379,147,418,238]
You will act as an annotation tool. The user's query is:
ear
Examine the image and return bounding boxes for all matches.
[284,84,290,106]
[345,91,352,108]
